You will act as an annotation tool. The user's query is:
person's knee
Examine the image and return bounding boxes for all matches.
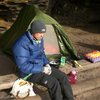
[44,77,60,89]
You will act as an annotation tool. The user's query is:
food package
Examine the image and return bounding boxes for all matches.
[85,51,100,63]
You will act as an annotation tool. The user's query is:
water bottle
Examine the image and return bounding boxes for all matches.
[60,56,66,67]
[68,70,77,84]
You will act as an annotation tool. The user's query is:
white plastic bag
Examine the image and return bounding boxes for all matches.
[10,78,36,98]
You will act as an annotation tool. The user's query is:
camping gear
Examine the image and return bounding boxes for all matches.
[0,5,77,60]
[23,73,32,80]
[10,73,36,98]
[60,56,66,67]
[85,51,100,63]
[10,78,36,98]
[68,70,77,84]
[74,60,83,68]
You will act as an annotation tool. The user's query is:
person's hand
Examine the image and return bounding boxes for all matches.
[43,64,52,75]
[45,64,51,70]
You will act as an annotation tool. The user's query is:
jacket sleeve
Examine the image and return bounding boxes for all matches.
[12,41,43,74]
[43,52,49,65]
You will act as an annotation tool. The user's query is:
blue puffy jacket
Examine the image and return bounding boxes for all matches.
[12,31,49,77]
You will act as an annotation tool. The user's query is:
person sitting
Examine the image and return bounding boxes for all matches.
[12,20,74,100]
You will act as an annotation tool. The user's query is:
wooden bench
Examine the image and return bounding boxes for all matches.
[0,74,43,100]
[0,59,100,100]
[0,74,18,90]
[0,51,42,100]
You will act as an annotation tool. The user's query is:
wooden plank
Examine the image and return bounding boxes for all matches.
[77,59,91,66]
[72,77,100,96]
[77,66,100,82]
[75,88,100,100]
[77,60,100,72]
[14,95,42,100]
[0,74,18,90]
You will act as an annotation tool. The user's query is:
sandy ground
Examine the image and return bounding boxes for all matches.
[63,24,100,55]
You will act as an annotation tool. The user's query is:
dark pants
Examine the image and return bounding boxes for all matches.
[29,67,74,100]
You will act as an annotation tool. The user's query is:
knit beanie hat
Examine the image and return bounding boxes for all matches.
[30,20,46,34]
